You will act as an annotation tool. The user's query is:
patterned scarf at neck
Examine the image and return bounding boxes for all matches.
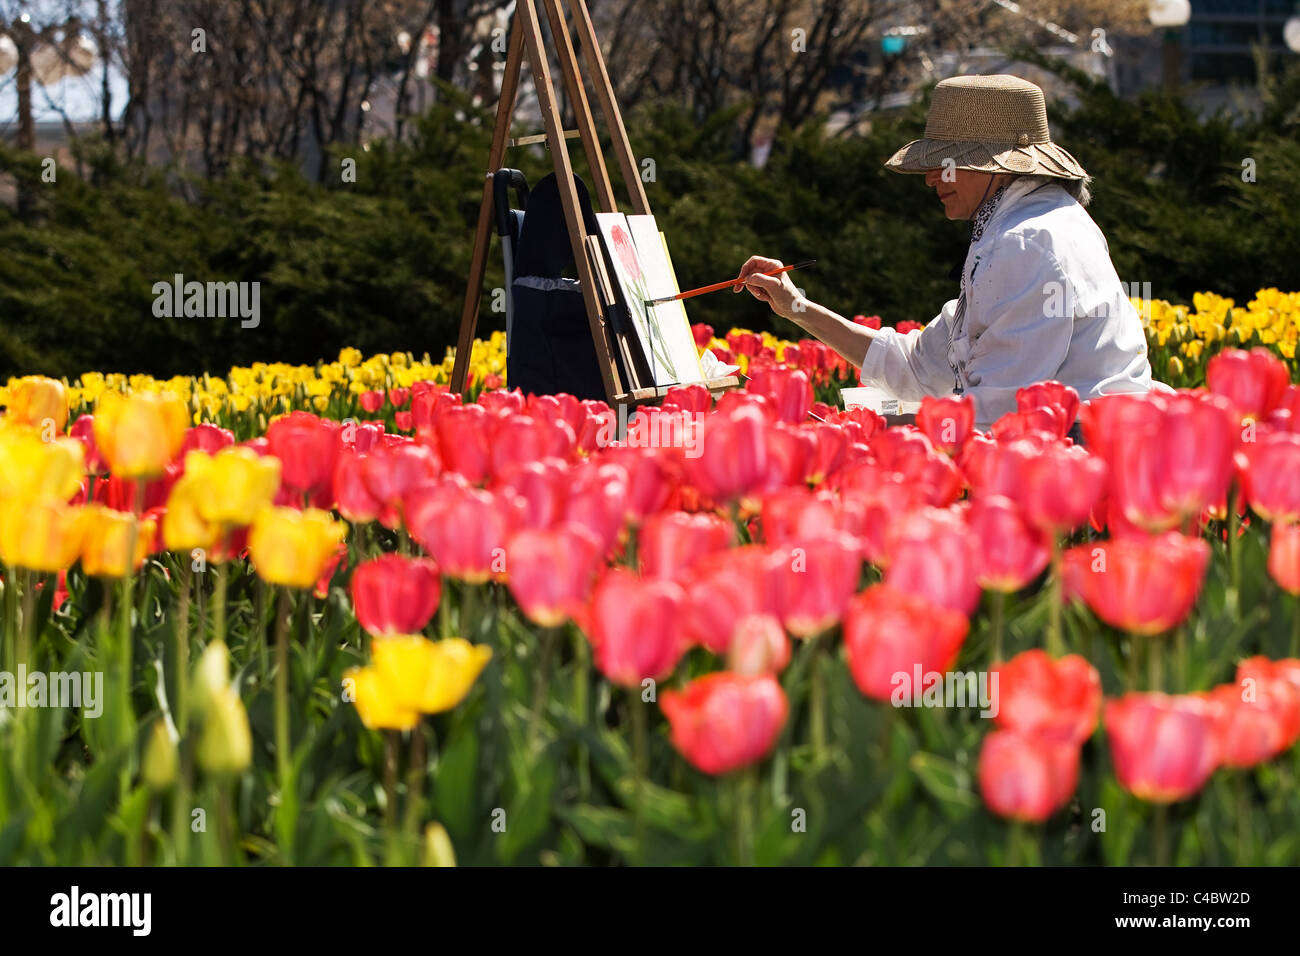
[970,181,1010,242]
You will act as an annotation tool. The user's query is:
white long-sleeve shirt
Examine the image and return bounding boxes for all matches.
[858,176,1159,429]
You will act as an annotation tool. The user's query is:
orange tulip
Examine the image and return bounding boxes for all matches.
[93,391,188,479]
[7,375,69,432]
[80,504,157,578]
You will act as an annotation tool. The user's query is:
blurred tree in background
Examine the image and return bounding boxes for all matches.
[0,1,1297,380]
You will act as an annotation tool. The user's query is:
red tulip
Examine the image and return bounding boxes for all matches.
[505,526,603,627]
[1268,522,1300,595]
[966,495,1050,592]
[410,383,460,429]
[1017,442,1107,534]
[689,404,770,503]
[594,446,674,523]
[69,415,106,474]
[1017,381,1080,434]
[1235,657,1300,746]
[659,672,788,775]
[745,366,812,424]
[563,460,630,554]
[683,546,785,654]
[179,422,236,458]
[489,412,576,479]
[585,568,687,688]
[1237,432,1300,523]
[1104,693,1221,803]
[359,390,385,413]
[691,323,714,347]
[361,441,441,528]
[759,487,847,546]
[916,395,975,456]
[853,314,882,329]
[342,420,385,454]
[334,449,380,523]
[663,383,711,415]
[388,387,410,408]
[351,553,441,636]
[394,411,413,431]
[843,584,969,701]
[405,481,516,584]
[805,423,848,485]
[992,650,1101,745]
[638,511,732,581]
[885,507,981,615]
[773,529,863,637]
[990,407,1067,444]
[433,403,493,483]
[1207,683,1292,769]
[1061,532,1209,635]
[726,613,791,675]
[1105,391,1238,532]
[267,411,341,503]
[314,542,348,600]
[1206,347,1290,420]
[978,730,1080,823]
[493,459,569,531]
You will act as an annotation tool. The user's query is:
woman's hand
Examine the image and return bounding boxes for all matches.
[733,255,804,320]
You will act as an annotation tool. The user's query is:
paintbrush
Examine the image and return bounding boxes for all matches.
[645,259,816,306]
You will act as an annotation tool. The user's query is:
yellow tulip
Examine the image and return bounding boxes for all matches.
[0,429,85,503]
[248,506,346,588]
[422,822,457,867]
[196,686,252,776]
[93,391,188,479]
[370,635,492,715]
[7,375,69,432]
[142,720,178,791]
[185,448,281,528]
[80,505,156,578]
[346,665,420,731]
[162,470,219,553]
[0,498,88,572]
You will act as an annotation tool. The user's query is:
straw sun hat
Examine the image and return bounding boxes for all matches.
[885,74,1088,181]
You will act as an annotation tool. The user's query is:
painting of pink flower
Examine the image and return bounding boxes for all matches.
[611,224,643,283]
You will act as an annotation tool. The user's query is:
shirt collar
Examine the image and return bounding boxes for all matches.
[969,181,1010,242]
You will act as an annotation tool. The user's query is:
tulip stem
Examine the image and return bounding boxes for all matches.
[809,633,826,766]
[990,590,1006,663]
[17,569,34,671]
[273,587,296,863]
[1290,594,1300,658]
[1148,634,1164,692]
[1153,804,1170,866]
[630,694,648,866]
[734,765,758,866]
[403,725,426,860]
[439,576,451,640]
[212,560,228,648]
[1175,624,1188,692]
[1227,489,1241,612]
[1047,537,1064,658]
[176,565,191,735]
[572,626,591,799]
[527,626,557,752]
[460,581,477,640]
[2,561,17,670]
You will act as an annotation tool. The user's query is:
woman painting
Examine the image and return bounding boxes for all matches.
[736,74,1164,432]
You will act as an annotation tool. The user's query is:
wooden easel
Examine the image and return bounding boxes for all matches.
[448,0,739,407]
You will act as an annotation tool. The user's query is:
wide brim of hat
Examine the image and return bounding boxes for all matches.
[884,137,1088,180]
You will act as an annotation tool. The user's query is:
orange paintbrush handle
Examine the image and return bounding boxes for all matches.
[647,259,816,305]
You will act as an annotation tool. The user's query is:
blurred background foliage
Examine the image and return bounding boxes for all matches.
[1,57,1299,382]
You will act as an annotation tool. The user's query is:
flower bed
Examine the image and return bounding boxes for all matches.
[0,290,1298,866]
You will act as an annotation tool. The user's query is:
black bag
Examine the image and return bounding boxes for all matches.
[506,172,606,402]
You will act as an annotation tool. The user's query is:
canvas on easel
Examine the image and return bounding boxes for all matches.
[625,215,706,385]
[595,210,702,387]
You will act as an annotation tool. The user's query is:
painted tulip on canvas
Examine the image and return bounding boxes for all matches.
[626,214,706,385]
[595,212,703,387]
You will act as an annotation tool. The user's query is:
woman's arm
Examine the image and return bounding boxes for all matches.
[734,256,876,368]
